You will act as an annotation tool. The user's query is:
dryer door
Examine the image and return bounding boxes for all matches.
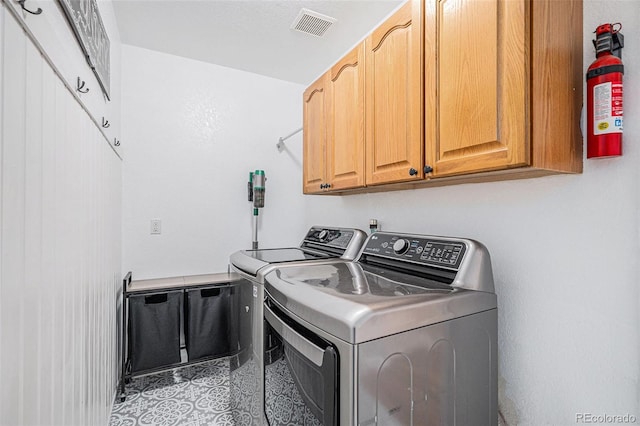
[263,298,338,426]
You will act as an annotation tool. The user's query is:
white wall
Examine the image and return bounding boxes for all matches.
[121,45,308,279]
[0,2,123,425]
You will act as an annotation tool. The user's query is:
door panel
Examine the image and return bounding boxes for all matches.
[303,75,328,193]
[327,43,365,191]
[430,0,528,176]
[440,0,498,148]
[366,0,423,185]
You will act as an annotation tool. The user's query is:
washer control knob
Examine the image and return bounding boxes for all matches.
[393,239,410,255]
[318,230,329,241]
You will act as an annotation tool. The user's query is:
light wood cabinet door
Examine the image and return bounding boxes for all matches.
[303,74,329,194]
[426,0,528,176]
[326,43,365,191]
[365,0,423,186]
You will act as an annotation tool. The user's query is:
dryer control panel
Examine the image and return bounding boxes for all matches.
[361,233,467,270]
[303,227,355,249]
[299,227,367,261]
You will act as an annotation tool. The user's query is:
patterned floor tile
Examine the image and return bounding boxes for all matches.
[110,359,231,426]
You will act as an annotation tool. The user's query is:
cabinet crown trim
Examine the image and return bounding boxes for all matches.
[332,62,359,81]
[372,21,411,52]
[305,87,324,103]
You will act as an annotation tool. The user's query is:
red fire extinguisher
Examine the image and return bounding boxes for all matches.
[586,23,624,158]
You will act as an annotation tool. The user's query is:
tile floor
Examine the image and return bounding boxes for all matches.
[109,359,233,426]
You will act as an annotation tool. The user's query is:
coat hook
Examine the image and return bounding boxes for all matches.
[17,0,42,15]
[113,138,120,147]
[76,77,89,94]
[102,117,110,128]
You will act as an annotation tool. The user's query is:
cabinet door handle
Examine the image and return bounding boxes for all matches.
[409,168,418,176]
[325,183,331,189]
[423,165,433,174]
[320,184,325,189]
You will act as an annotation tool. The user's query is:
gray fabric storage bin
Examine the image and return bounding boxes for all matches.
[185,286,231,361]
[129,291,181,372]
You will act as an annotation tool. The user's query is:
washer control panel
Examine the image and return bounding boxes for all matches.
[303,227,355,249]
[362,233,466,269]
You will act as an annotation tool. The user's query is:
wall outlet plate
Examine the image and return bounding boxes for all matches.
[150,219,161,235]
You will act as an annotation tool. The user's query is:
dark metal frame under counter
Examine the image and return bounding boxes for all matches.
[118,271,243,402]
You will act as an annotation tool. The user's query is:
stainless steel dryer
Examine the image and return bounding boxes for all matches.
[263,231,498,426]
[229,226,367,426]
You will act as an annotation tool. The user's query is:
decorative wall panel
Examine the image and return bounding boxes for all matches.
[0,4,122,424]
[58,0,111,99]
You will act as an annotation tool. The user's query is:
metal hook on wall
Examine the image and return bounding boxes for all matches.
[102,117,110,128]
[113,138,120,147]
[17,0,42,15]
[76,77,89,94]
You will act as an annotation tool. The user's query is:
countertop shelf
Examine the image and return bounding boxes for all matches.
[127,272,242,293]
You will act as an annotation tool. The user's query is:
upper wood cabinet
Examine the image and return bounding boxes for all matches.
[303,74,329,194]
[327,43,366,191]
[304,44,366,194]
[365,0,423,186]
[425,0,582,178]
[302,0,582,194]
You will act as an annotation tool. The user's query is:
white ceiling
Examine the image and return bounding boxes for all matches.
[112,0,403,85]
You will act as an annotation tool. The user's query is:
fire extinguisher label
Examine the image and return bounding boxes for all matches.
[593,81,623,135]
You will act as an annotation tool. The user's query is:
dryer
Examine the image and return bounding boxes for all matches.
[262,231,498,426]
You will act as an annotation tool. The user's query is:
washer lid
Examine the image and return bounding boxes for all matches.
[230,247,331,277]
[264,261,497,344]
[229,226,367,278]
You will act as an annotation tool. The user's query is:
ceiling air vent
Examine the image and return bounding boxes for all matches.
[291,8,337,37]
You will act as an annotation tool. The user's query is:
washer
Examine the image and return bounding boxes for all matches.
[229,226,367,426]
[262,231,498,426]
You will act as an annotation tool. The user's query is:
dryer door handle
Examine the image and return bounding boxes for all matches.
[264,303,324,366]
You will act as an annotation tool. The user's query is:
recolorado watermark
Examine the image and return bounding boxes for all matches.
[576,413,637,424]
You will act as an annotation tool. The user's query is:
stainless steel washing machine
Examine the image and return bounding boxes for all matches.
[262,231,498,426]
[229,226,367,426]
